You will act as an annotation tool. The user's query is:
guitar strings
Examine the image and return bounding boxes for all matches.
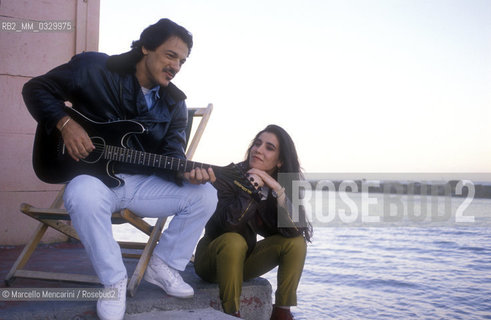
[87,142,215,171]
[87,143,251,185]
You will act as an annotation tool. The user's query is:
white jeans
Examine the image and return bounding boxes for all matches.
[63,174,217,285]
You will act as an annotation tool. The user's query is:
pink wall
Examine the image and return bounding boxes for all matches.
[0,0,100,245]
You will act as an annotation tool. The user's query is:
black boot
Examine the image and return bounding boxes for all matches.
[270,305,294,320]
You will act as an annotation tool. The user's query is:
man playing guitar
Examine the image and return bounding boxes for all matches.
[23,19,216,320]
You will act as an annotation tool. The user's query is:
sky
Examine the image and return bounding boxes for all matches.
[99,0,491,175]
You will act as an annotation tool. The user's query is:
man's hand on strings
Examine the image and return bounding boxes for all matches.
[57,116,95,162]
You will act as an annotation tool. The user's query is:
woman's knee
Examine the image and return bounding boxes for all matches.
[195,233,247,281]
[215,233,248,258]
[270,235,307,259]
[285,235,307,255]
[288,235,307,249]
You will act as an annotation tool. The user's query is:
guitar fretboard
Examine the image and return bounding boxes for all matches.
[104,145,211,172]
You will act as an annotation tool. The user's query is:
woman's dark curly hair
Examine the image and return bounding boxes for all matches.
[245,124,313,242]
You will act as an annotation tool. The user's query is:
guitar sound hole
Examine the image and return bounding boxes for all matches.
[82,136,105,164]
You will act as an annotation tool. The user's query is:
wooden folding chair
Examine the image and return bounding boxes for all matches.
[5,104,213,297]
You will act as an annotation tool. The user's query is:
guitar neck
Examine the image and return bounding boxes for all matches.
[105,145,214,173]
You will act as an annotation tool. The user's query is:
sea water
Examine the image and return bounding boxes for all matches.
[264,194,491,319]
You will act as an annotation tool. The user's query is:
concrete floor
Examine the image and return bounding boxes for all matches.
[0,242,272,319]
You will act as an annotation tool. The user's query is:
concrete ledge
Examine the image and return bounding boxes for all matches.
[127,263,273,319]
[0,243,273,320]
[125,307,238,319]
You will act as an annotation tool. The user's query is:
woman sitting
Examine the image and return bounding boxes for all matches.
[194,124,312,319]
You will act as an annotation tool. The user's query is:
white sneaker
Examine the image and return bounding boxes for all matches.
[144,255,194,298]
[97,276,127,320]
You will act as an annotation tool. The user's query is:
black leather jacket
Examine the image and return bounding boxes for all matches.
[204,162,304,255]
[22,52,188,177]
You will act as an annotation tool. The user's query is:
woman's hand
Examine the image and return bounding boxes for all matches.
[247,168,282,191]
[247,168,287,205]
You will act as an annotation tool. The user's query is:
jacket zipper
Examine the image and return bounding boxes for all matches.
[238,199,254,221]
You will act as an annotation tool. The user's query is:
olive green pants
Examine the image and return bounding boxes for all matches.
[194,232,307,314]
